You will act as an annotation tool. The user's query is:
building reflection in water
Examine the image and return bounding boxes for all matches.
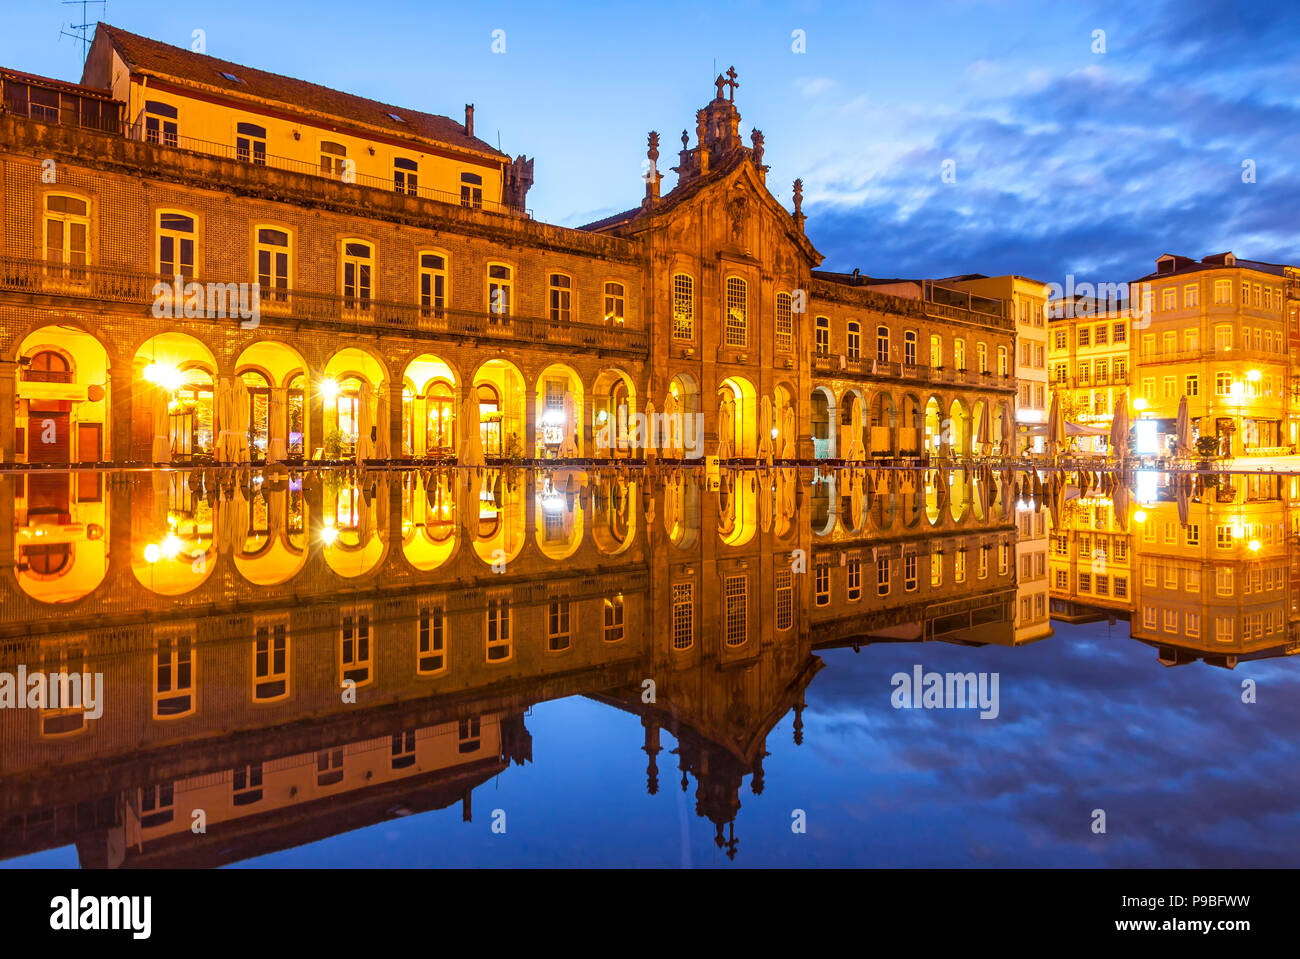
[0,464,1293,865]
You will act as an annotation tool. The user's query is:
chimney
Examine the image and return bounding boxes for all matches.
[464,104,474,137]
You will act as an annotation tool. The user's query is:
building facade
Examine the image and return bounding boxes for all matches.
[0,24,1019,468]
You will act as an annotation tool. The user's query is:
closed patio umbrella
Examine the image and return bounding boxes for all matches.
[233,377,251,464]
[1113,476,1130,532]
[152,383,172,464]
[1110,396,1129,462]
[977,402,991,457]
[1175,396,1192,458]
[214,376,234,463]
[758,395,774,465]
[460,391,484,467]
[716,393,735,460]
[759,471,774,533]
[268,388,287,463]
[781,403,797,460]
[559,391,580,459]
[1176,474,1191,529]
[355,381,375,462]
[1047,394,1065,458]
[375,380,391,461]
[1001,402,1015,456]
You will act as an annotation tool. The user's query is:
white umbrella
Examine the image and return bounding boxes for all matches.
[977,402,991,456]
[1110,396,1129,462]
[844,401,865,462]
[559,391,580,458]
[757,395,774,465]
[460,390,484,467]
[781,403,797,460]
[716,393,734,460]
[375,380,391,461]
[234,378,251,464]
[1000,402,1015,456]
[268,388,287,463]
[1175,395,1191,458]
[214,376,234,463]
[355,381,375,462]
[151,383,171,463]
[1047,394,1065,458]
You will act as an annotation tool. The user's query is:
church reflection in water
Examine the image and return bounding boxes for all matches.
[0,464,1295,865]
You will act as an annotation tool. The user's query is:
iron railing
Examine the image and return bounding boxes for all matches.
[124,126,528,217]
[0,253,648,355]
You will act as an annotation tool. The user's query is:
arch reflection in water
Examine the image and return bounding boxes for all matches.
[0,466,1295,866]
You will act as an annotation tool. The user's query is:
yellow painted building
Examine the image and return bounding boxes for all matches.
[1047,296,1132,452]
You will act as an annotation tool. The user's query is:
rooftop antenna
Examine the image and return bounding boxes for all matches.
[59,0,107,66]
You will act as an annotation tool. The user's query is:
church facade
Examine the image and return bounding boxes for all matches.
[0,24,1017,467]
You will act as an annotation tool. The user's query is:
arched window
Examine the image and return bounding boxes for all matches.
[929,334,942,369]
[341,241,372,311]
[549,273,572,323]
[672,273,694,339]
[954,338,967,371]
[287,373,305,456]
[904,330,918,366]
[876,325,890,363]
[477,383,501,455]
[725,276,747,348]
[419,252,448,318]
[997,345,1008,377]
[775,292,793,352]
[237,122,266,165]
[23,350,72,384]
[426,380,455,453]
[846,321,860,360]
[487,263,512,320]
[977,342,988,373]
[241,370,271,459]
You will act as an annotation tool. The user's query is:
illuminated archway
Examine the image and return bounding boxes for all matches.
[868,391,896,457]
[948,398,971,458]
[402,353,459,458]
[718,470,757,546]
[535,473,586,560]
[534,363,584,460]
[402,470,458,570]
[16,473,109,602]
[472,359,525,460]
[132,472,215,595]
[134,332,217,462]
[811,386,836,459]
[322,347,388,462]
[17,325,110,464]
[591,474,637,554]
[321,474,387,578]
[592,368,637,460]
[471,469,526,565]
[923,396,944,458]
[234,479,309,585]
[236,340,308,462]
[718,375,757,459]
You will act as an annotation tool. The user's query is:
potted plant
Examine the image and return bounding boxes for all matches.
[322,429,346,461]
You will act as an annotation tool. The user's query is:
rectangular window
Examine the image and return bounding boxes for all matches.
[232,763,263,805]
[417,605,446,674]
[253,619,289,702]
[1162,288,1176,310]
[604,282,625,325]
[815,565,830,606]
[487,598,512,661]
[340,612,371,686]
[256,228,290,302]
[848,558,863,601]
[725,276,747,348]
[153,631,194,718]
[672,274,694,339]
[816,317,830,356]
[547,597,572,651]
[1214,279,1232,303]
[775,569,793,630]
[342,241,372,310]
[157,212,196,280]
[1184,284,1199,308]
[672,582,694,650]
[549,273,572,324]
[460,172,483,208]
[419,253,447,319]
[488,264,513,318]
[1113,323,1127,343]
[904,554,917,591]
[775,292,793,352]
[144,100,178,146]
[393,156,418,194]
[724,575,747,647]
[391,730,416,769]
[604,594,625,642]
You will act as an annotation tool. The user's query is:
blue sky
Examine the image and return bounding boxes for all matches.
[4,0,1297,286]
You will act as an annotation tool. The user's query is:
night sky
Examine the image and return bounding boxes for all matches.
[4,1,1295,286]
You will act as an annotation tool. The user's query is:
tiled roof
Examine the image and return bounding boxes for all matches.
[93,23,506,158]
[1134,255,1291,282]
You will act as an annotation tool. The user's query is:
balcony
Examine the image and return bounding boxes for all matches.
[0,253,648,357]
[123,125,527,217]
[811,352,1015,390]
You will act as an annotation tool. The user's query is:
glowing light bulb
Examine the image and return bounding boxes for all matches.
[321,525,339,546]
[320,378,340,401]
[1133,509,1147,524]
[1248,539,1262,552]
[143,543,162,564]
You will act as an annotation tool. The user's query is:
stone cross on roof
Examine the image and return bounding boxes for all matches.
[724,66,739,101]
